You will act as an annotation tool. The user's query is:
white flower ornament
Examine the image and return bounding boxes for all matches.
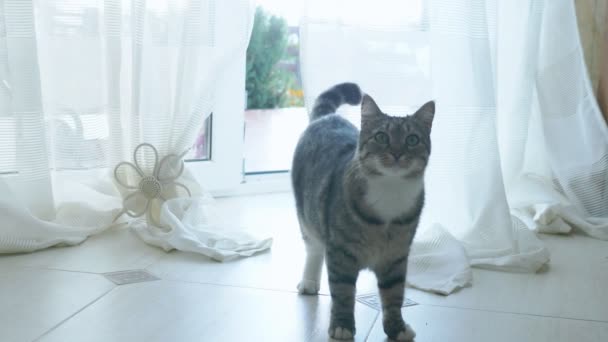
[113,143,191,227]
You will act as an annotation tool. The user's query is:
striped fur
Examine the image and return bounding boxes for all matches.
[292,83,435,340]
[310,82,363,121]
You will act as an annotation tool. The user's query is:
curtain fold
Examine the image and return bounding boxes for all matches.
[0,0,272,260]
[300,0,607,294]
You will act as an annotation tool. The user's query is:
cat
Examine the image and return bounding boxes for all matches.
[291,83,434,341]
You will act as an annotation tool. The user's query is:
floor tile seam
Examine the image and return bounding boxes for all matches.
[415,302,608,323]
[364,311,381,341]
[30,266,103,275]
[31,287,117,342]
[159,277,334,297]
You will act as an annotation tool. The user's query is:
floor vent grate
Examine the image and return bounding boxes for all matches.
[356,293,418,311]
[103,269,160,285]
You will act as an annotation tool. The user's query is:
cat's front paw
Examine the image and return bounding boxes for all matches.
[392,323,415,341]
[384,317,415,341]
[297,279,320,295]
[329,326,354,340]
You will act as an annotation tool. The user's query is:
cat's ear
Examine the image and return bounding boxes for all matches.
[414,100,435,130]
[361,94,382,118]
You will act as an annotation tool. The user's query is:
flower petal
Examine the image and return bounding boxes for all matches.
[146,198,164,228]
[133,143,159,176]
[160,182,191,200]
[114,162,143,189]
[123,191,150,217]
[174,182,192,197]
[157,153,184,182]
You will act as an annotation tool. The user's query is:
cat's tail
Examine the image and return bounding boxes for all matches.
[310,82,362,121]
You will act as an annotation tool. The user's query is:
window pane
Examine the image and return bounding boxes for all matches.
[186,114,212,161]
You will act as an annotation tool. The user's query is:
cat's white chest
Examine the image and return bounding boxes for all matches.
[365,177,423,222]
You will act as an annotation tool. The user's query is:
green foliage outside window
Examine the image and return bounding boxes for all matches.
[246,7,303,109]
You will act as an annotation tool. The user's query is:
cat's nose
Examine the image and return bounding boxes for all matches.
[390,152,401,161]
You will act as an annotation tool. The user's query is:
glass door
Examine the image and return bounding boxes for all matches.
[243,1,307,175]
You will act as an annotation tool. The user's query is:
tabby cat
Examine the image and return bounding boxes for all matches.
[291,83,434,341]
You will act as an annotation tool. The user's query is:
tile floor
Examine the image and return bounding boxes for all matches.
[1,192,608,342]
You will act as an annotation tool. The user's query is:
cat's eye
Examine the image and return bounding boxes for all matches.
[406,134,420,146]
[374,132,389,144]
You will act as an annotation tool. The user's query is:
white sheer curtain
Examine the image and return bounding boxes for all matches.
[0,0,271,260]
[300,0,608,294]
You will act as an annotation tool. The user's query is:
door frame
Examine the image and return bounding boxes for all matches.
[187,55,246,192]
